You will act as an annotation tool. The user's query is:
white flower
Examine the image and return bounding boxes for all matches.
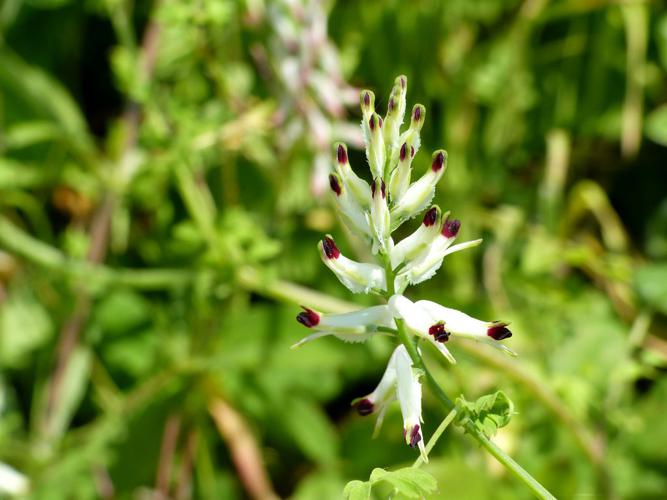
[293,305,396,348]
[390,150,447,230]
[394,217,482,293]
[368,178,391,254]
[328,173,371,238]
[334,143,371,208]
[388,294,456,364]
[390,206,442,270]
[353,345,428,462]
[416,300,516,356]
[318,235,386,294]
[388,104,425,203]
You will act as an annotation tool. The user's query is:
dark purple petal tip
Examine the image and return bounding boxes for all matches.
[423,207,439,227]
[413,105,422,122]
[355,398,374,416]
[431,151,445,172]
[429,323,450,343]
[296,307,320,328]
[336,144,347,164]
[322,236,340,259]
[388,98,395,112]
[442,218,461,238]
[329,174,342,196]
[363,91,371,107]
[487,323,512,341]
[409,424,422,448]
[400,143,407,161]
[369,115,376,131]
[399,76,406,89]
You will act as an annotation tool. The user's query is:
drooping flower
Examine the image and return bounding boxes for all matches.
[352,345,428,461]
[293,305,396,348]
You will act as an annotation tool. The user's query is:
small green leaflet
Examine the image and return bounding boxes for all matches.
[343,467,438,499]
[455,391,515,438]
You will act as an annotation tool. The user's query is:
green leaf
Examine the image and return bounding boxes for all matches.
[369,467,438,499]
[646,104,667,146]
[456,391,514,438]
[635,262,667,314]
[280,397,339,465]
[343,480,372,500]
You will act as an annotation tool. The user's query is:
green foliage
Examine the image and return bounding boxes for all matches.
[0,0,666,498]
[456,391,514,438]
[343,467,438,500]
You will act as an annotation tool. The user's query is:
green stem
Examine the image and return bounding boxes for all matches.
[413,407,458,468]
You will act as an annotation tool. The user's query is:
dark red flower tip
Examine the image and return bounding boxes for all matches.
[409,424,422,448]
[380,179,386,198]
[487,323,512,341]
[363,91,371,107]
[296,307,320,328]
[429,322,450,343]
[355,398,374,416]
[399,76,406,89]
[422,207,439,227]
[322,236,340,259]
[400,142,407,161]
[337,144,347,164]
[329,174,342,196]
[413,106,422,122]
[378,116,383,128]
[431,151,445,172]
[371,179,386,199]
[388,98,395,112]
[442,218,461,238]
[410,146,415,158]
[369,115,376,131]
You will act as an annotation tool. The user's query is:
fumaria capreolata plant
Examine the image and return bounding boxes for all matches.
[293,76,556,499]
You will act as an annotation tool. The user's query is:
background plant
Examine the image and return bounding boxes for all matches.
[1,0,666,498]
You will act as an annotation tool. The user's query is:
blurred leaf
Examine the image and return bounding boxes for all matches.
[369,467,438,499]
[280,397,339,465]
[635,262,667,314]
[343,479,371,500]
[645,104,667,146]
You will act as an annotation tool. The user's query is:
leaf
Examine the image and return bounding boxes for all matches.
[369,467,438,499]
[280,397,339,465]
[635,262,667,314]
[343,480,372,500]
[0,158,54,189]
[455,391,514,438]
[646,104,667,146]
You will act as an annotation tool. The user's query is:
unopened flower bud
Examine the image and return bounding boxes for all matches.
[334,142,371,207]
[365,113,386,179]
[390,150,448,230]
[383,75,408,150]
[369,178,390,254]
[328,172,371,238]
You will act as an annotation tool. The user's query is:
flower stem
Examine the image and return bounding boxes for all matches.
[383,258,555,499]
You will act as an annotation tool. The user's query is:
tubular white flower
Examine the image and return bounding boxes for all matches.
[328,172,371,238]
[383,75,408,154]
[318,235,386,294]
[293,305,396,348]
[390,206,442,270]
[388,294,456,364]
[416,300,516,356]
[334,143,371,208]
[394,217,481,293]
[366,113,386,179]
[388,104,424,201]
[351,346,401,436]
[369,178,391,254]
[394,345,428,461]
[390,150,447,230]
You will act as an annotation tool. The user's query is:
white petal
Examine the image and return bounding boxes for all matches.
[388,295,431,337]
[416,301,489,337]
[320,305,396,330]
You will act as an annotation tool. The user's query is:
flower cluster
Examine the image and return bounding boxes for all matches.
[294,76,515,460]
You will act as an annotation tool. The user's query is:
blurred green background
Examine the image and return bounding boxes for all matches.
[1,0,667,498]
